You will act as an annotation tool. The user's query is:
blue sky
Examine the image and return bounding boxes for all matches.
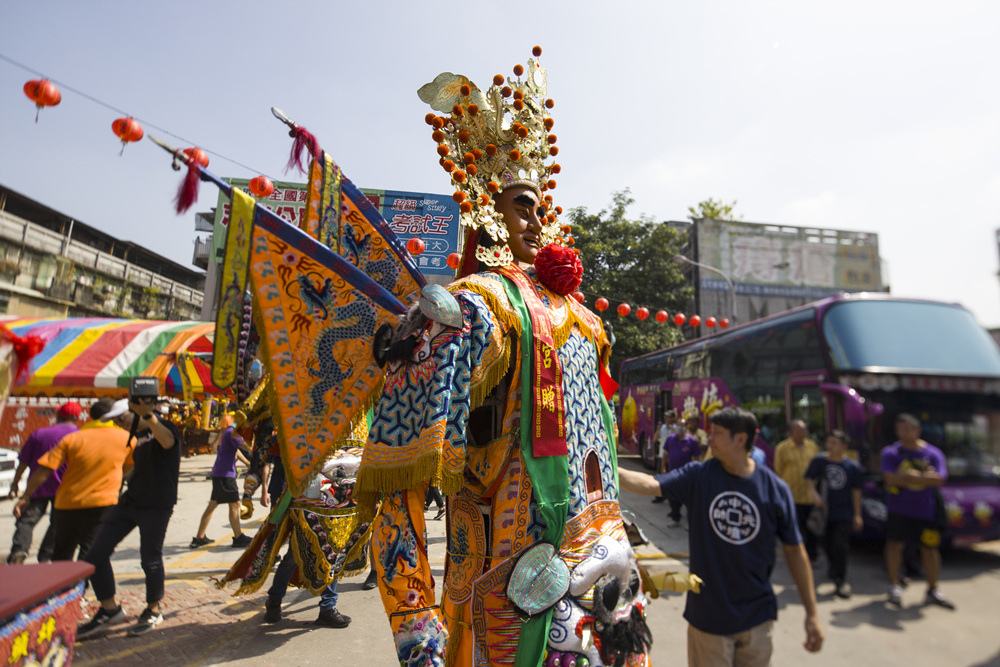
[2,1,999,325]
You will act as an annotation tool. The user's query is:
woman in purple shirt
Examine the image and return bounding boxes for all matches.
[6,402,81,563]
[191,424,251,548]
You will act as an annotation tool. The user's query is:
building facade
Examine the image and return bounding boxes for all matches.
[671,218,887,325]
[0,185,205,320]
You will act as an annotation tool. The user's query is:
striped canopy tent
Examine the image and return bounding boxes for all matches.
[0,317,229,398]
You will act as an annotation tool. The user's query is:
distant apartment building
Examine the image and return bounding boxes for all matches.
[0,185,205,320]
[667,218,888,325]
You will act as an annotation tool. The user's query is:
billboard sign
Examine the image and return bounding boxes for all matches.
[211,181,459,277]
[695,219,882,293]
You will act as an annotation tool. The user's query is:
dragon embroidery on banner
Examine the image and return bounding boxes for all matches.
[282,220,404,418]
[340,219,401,294]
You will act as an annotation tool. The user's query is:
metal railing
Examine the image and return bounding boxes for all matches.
[0,210,203,309]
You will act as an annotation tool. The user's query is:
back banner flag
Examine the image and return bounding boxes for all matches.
[212,188,255,389]
[250,156,420,496]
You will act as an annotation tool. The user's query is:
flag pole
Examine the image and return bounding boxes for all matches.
[147,135,410,316]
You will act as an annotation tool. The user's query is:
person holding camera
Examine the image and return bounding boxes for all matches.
[77,377,182,639]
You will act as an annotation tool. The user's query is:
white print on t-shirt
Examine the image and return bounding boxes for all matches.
[708,491,761,545]
[824,464,847,491]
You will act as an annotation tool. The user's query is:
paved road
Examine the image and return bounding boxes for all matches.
[2,454,999,666]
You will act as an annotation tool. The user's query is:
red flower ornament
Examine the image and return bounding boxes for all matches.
[534,243,583,296]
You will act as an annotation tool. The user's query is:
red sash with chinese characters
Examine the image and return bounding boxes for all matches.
[496,264,567,457]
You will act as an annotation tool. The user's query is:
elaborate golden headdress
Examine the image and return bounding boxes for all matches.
[418,46,567,268]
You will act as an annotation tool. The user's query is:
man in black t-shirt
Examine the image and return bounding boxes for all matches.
[78,389,182,639]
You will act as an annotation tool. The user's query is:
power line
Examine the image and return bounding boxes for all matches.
[0,52,278,179]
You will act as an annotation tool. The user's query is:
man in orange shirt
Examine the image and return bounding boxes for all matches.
[13,398,132,562]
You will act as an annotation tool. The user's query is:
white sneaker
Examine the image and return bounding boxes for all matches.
[666,519,681,528]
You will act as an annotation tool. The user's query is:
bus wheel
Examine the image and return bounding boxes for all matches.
[639,433,656,470]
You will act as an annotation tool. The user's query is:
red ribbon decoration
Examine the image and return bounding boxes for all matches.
[496,264,567,457]
[0,325,45,382]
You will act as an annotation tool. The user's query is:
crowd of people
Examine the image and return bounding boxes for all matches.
[0,49,962,667]
[635,408,955,663]
[3,393,959,664]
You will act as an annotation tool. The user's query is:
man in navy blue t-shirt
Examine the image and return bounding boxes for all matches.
[620,407,823,666]
[805,429,863,599]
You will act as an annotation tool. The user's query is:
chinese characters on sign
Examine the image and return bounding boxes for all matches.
[210,182,460,277]
[376,190,459,277]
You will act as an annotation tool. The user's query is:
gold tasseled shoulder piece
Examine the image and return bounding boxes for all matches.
[448,272,521,338]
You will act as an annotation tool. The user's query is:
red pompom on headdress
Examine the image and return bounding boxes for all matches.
[534,243,583,296]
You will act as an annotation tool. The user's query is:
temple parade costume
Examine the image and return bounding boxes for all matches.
[356,48,652,667]
[214,142,401,606]
[219,414,373,597]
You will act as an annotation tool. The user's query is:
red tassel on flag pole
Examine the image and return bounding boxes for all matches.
[174,160,202,214]
[285,125,322,174]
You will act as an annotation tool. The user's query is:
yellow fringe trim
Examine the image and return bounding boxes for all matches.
[450,277,522,339]
[444,617,463,667]
[469,335,511,412]
[355,448,465,510]
[552,300,601,351]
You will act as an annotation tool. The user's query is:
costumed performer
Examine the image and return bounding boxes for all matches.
[356,47,652,667]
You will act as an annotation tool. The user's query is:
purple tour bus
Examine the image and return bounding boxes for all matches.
[618,293,1000,546]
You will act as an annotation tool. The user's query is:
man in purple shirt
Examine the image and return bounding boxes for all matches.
[658,415,701,528]
[6,401,81,563]
[191,423,251,548]
[881,413,954,609]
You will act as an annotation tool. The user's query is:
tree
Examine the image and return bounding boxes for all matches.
[569,190,693,380]
[688,198,741,222]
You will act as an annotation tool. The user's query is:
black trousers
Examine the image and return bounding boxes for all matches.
[85,503,173,605]
[823,519,852,584]
[668,499,683,523]
[424,486,444,511]
[795,504,819,561]
[9,496,56,562]
[51,505,113,561]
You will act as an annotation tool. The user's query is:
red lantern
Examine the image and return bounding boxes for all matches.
[689,315,702,327]
[407,237,426,255]
[182,147,209,168]
[249,175,274,198]
[595,297,609,312]
[571,291,585,304]
[655,310,668,323]
[719,318,731,329]
[23,79,61,122]
[705,317,717,329]
[446,252,461,270]
[617,303,631,317]
[673,313,686,326]
[111,117,144,154]
[636,307,649,321]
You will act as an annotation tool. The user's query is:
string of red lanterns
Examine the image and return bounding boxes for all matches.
[589,296,730,329]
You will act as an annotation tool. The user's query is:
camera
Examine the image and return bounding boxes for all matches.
[129,376,160,401]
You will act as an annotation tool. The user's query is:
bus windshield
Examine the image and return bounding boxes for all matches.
[823,300,1000,374]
